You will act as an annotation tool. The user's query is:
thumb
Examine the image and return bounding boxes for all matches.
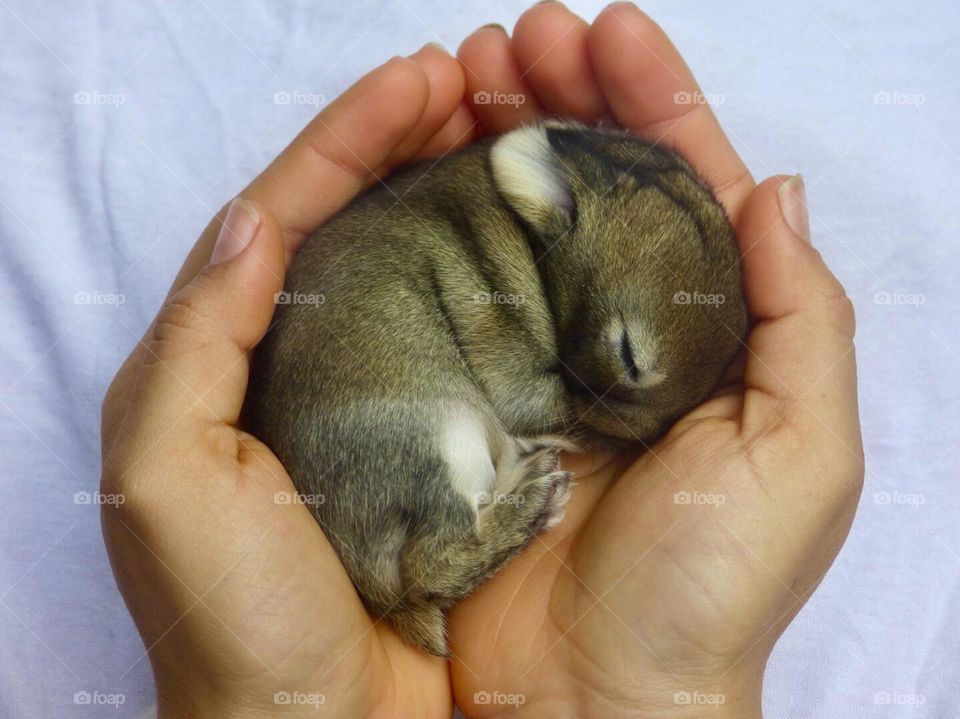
[127,197,285,440]
[737,175,861,450]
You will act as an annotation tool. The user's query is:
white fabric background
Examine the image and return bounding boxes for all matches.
[1,1,957,717]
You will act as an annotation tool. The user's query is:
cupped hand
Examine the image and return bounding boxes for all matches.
[100,47,477,719]
[101,5,864,718]
[450,4,863,718]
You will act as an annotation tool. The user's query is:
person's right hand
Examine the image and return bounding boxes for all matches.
[100,48,477,719]
[449,5,864,718]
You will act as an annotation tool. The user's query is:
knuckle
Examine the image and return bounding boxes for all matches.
[822,292,857,340]
[144,289,217,367]
[101,422,244,520]
[195,421,243,462]
[302,138,370,186]
[804,267,856,341]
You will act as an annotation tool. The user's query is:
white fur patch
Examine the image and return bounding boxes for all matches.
[490,125,570,218]
[637,369,666,389]
[441,406,496,510]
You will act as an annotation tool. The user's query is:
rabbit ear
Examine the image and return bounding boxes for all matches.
[490,124,573,235]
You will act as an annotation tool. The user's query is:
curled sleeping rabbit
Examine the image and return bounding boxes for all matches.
[245,121,747,655]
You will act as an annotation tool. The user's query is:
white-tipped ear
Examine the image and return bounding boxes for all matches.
[490,125,572,233]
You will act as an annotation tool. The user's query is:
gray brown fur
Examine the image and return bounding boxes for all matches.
[244,122,747,655]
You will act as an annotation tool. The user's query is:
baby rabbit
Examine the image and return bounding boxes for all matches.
[245,121,747,655]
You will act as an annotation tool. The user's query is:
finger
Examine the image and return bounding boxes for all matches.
[103,57,436,439]
[512,2,608,121]
[123,198,285,444]
[380,43,467,168]
[588,2,754,216]
[245,56,431,255]
[159,57,430,305]
[415,101,480,157]
[457,24,544,133]
[737,176,861,451]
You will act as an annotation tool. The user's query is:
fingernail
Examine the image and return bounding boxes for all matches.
[777,174,810,242]
[210,197,260,265]
[481,23,506,32]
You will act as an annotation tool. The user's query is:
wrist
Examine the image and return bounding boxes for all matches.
[466,670,762,719]
[154,676,332,719]
[647,673,763,719]
[156,690,273,719]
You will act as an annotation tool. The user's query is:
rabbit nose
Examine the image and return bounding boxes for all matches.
[619,329,642,382]
[617,325,667,389]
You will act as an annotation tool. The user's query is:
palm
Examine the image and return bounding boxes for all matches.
[450,332,861,715]
[189,439,452,718]
[103,430,450,718]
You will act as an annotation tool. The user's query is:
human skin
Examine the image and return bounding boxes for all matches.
[100,3,863,718]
